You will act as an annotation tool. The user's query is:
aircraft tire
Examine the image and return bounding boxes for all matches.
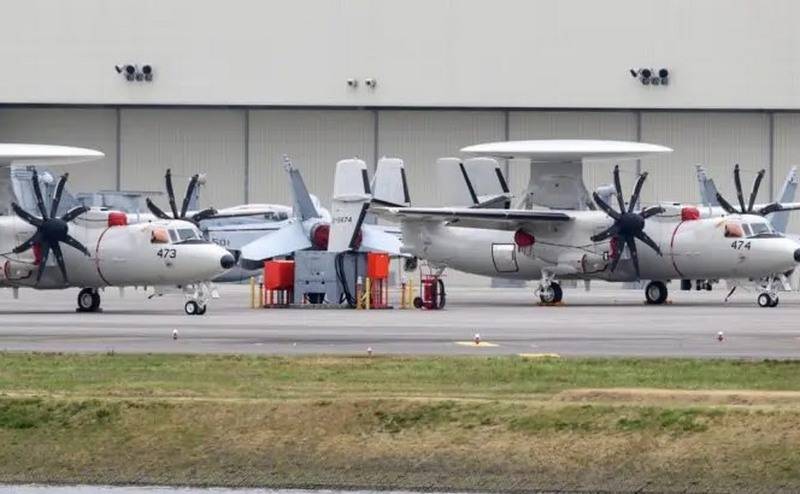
[77,288,101,312]
[770,296,780,307]
[757,293,772,308]
[539,282,562,304]
[644,281,668,305]
[197,304,208,315]
[185,300,200,315]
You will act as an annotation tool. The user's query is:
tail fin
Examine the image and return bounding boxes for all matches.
[284,155,321,221]
[768,165,799,233]
[463,157,512,208]
[328,158,372,252]
[696,164,720,207]
[372,157,410,206]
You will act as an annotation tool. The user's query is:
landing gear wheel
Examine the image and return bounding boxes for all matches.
[185,300,200,315]
[197,304,208,315]
[758,293,778,308]
[77,288,101,312]
[539,282,563,304]
[645,281,668,305]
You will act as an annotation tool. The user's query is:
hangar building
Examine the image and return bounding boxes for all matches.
[2,0,799,284]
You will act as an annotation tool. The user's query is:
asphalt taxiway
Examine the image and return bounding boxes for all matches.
[0,284,798,358]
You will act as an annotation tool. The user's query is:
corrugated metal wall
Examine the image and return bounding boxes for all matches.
[0,108,117,192]
[248,110,374,207]
[774,113,800,233]
[120,109,246,208]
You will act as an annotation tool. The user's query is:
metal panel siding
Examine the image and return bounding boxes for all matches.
[508,112,638,204]
[377,111,505,206]
[640,113,770,207]
[247,110,374,207]
[119,109,245,208]
[774,113,800,234]
[0,108,117,192]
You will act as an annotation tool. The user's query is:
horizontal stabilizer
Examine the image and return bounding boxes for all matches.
[241,219,311,265]
[372,157,410,207]
[360,224,403,255]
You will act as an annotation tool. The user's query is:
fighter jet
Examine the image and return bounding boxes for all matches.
[0,144,235,315]
[374,140,800,307]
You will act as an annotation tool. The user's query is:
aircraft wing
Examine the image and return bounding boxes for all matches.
[373,206,573,231]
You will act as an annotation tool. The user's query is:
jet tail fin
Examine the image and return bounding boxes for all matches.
[696,164,720,207]
[328,158,372,252]
[371,157,410,207]
[768,165,799,233]
[284,155,321,221]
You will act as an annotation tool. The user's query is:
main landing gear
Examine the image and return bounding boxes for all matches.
[757,292,779,308]
[644,281,668,305]
[77,288,101,312]
[537,272,563,304]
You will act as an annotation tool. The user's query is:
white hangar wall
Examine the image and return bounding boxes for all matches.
[2,0,800,109]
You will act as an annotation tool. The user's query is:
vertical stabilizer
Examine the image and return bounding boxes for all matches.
[328,158,372,252]
[463,157,512,208]
[372,157,410,206]
[696,164,720,207]
[768,165,799,233]
[284,155,321,221]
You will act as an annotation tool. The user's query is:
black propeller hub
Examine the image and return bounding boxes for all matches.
[590,165,664,280]
[40,218,69,243]
[618,212,645,236]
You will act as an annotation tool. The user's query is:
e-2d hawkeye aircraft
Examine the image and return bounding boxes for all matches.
[0,144,235,314]
[375,140,800,307]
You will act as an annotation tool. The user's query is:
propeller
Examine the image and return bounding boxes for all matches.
[715,164,778,215]
[146,169,218,223]
[11,170,91,285]
[590,165,664,279]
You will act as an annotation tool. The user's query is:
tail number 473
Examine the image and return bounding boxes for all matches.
[157,248,177,258]
[731,240,751,250]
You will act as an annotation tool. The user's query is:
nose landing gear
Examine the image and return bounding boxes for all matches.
[757,292,779,308]
[183,282,215,315]
[77,288,101,312]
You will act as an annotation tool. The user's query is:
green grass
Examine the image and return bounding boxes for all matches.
[2,353,800,399]
[2,353,800,492]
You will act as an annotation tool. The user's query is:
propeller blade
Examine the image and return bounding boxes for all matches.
[51,242,69,283]
[12,233,40,254]
[145,198,171,219]
[11,202,43,227]
[640,206,665,219]
[590,224,619,242]
[625,236,641,279]
[180,174,199,218]
[592,192,621,221]
[62,234,91,257]
[50,173,68,218]
[733,164,746,213]
[165,169,179,219]
[191,207,218,223]
[747,169,765,213]
[715,193,738,214]
[759,202,783,216]
[613,165,626,212]
[628,172,648,213]
[60,206,89,223]
[30,169,49,219]
[635,230,662,256]
[35,243,51,285]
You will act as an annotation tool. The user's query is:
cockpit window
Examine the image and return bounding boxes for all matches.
[168,230,179,242]
[748,222,772,237]
[151,228,170,244]
[724,222,744,238]
[176,228,199,242]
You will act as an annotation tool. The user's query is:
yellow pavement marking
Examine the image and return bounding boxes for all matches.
[455,341,499,347]
[518,353,561,359]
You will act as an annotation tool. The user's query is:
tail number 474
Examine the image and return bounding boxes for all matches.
[731,240,751,250]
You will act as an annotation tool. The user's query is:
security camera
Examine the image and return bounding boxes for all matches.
[124,64,136,81]
[629,68,639,78]
[639,68,652,85]
[364,78,377,88]
[659,68,669,85]
[346,78,358,88]
[142,64,153,82]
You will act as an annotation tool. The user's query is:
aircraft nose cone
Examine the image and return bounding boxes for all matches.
[794,248,800,263]
[220,254,235,270]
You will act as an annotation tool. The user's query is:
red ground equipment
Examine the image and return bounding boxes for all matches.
[414,274,446,310]
[367,252,390,308]
[264,260,294,307]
